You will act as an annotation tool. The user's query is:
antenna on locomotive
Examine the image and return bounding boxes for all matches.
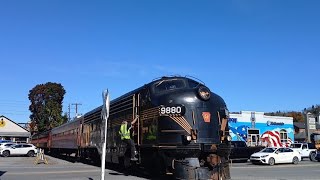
[101,89,110,180]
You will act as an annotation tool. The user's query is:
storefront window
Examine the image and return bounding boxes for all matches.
[280,129,288,143]
[15,137,28,143]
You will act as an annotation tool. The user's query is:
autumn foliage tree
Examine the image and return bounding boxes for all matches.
[265,111,304,122]
[286,111,304,122]
[28,82,67,134]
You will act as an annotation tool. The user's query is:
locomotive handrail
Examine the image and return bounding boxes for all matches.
[151,75,182,82]
[135,94,141,145]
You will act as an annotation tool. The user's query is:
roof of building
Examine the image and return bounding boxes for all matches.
[294,122,320,130]
[294,122,306,129]
[0,115,30,138]
[0,115,29,132]
[0,132,30,137]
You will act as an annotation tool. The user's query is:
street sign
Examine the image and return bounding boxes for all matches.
[309,124,316,130]
[309,117,316,124]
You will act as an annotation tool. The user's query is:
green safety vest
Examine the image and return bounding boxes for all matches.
[119,123,130,140]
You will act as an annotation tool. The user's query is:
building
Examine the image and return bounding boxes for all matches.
[229,111,294,147]
[293,122,320,142]
[0,115,30,143]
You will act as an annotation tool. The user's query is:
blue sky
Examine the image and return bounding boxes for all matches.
[0,1,319,123]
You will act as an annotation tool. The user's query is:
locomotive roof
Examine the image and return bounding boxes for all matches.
[84,76,204,117]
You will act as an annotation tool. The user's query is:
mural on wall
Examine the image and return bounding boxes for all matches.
[228,118,294,147]
[261,130,293,147]
[229,125,250,141]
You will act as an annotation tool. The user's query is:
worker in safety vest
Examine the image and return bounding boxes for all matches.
[119,115,139,161]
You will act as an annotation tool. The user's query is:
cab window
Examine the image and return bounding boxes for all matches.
[187,79,200,88]
[153,79,186,93]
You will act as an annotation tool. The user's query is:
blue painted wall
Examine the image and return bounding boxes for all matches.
[228,112,294,143]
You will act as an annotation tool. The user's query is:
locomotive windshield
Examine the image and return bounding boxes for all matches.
[153,79,186,93]
[152,78,202,94]
[187,79,200,88]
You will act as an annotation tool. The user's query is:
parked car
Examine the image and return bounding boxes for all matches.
[0,143,37,157]
[290,143,316,161]
[311,134,320,162]
[250,147,301,165]
[315,151,320,162]
[0,140,12,143]
[229,141,264,162]
[0,142,17,150]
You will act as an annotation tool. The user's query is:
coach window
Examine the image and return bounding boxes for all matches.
[280,129,288,143]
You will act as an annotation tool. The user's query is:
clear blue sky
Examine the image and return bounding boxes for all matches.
[0,1,319,123]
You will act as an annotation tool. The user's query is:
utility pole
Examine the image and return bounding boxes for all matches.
[68,104,71,121]
[71,103,82,117]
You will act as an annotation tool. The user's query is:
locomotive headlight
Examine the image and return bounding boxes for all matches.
[186,135,192,141]
[198,86,211,100]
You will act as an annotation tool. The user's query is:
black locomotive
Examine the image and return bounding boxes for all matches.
[32,76,231,179]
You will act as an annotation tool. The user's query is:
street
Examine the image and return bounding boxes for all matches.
[230,160,320,180]
[0,156,145,180]
[1,156,320,180]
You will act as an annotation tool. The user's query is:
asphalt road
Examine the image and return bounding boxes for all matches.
[230,160,320,180]
[1,156,320,180]
[0,156,146,180]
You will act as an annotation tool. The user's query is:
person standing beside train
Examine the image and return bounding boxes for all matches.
[119,115,139,161]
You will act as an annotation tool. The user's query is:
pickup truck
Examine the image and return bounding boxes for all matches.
[229,141,264,162]
[290,143,317,161]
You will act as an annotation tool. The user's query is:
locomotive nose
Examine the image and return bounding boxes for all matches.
[157,90,226,144]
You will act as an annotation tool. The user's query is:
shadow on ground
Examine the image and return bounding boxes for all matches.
[0,171,6,176]
[45,154,173,180]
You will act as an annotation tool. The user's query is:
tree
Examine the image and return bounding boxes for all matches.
[287,111,304,122]
[28,82,67,133]
[305,104,320,115]
[265,111,304,122]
